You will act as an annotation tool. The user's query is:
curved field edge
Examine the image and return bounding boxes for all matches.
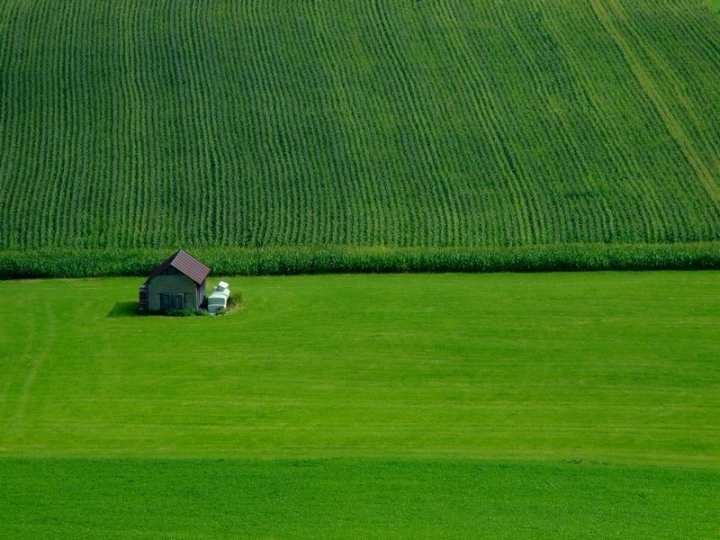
[1,459,719,539]
[1,242,720,279]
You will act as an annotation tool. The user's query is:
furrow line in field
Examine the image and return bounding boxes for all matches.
[0,1,21,248]
[15,2,43,248]
[543,2,624,242]
[180,1,205,247]
[259,3,282,246]
[90,1,115,248]
[366,2,444,246]
[0,1,37,249]
[35,2,75,250]
[164,0,192,246]
[355,4,405,245]
[115,0,140,247]
[542,1,665,243]
[450,1,535,246]
[315,3,367,245]
[616,0,720,227]
[481,2,552,244]
[13,2,42,248]
[240,3,268,247]
[229,2,257,248]
[341,5,399,245]
[424,1,489,246]
[184,0,211,246]
[438,4,506,246]
[200,0,222,245]
[64,2,87,247]
[323,4,388,245]
[309,4,340,245]
[255,3,288,246]
[492,4,565,244]
[591,0,720,207]
[542,1,637,243]
[212,5,243,247]
[288,7,318,245]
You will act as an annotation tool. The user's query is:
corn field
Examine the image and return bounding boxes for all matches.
[1,0,720,258]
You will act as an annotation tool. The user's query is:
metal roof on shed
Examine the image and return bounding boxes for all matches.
[145,249,210,285]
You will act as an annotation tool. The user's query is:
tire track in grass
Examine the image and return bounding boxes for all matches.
[591,0,720,207]
[9,299,55,443]
[0,294,35,442]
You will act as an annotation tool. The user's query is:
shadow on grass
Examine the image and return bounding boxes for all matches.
[107,302,139,318]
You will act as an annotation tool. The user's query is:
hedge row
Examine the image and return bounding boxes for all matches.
[1,243,719,279]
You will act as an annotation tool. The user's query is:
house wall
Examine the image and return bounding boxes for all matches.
[197,280,206,308]
[147,274,199,311]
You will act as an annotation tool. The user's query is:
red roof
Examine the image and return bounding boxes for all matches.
[145,250,210,285]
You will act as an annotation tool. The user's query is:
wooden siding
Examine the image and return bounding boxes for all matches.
[147,274,200,311]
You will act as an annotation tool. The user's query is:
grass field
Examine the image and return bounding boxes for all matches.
[2,459,718,539]
[1,272,719,537]
[2,0,720,256]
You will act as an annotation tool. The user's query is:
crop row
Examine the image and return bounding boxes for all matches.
[1,0,720,252]
[1,243,719,279]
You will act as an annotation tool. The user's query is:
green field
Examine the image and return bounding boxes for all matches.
[2,0,720,256]
[2,0,720,535]
[1,273,719,537]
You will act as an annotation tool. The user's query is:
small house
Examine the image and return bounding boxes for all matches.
[138,250,210,312]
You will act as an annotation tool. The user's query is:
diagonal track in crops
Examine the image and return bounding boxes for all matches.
[590,0,720,205]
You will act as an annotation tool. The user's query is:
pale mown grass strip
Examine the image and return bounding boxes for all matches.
[0,272,718,468]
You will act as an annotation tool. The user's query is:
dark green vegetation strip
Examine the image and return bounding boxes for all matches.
[1,243,720,279]
[1,459,719,539]
[2,0,720,252]
[2,273,718,466]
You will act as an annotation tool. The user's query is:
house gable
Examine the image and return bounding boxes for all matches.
[145,249,210,285]
[141,250,210,311]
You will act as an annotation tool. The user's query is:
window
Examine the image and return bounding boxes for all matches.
[160,294,172,310]
[160,293,186,310]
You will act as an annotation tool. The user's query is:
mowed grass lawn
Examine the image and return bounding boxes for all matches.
[1,272,719,538]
